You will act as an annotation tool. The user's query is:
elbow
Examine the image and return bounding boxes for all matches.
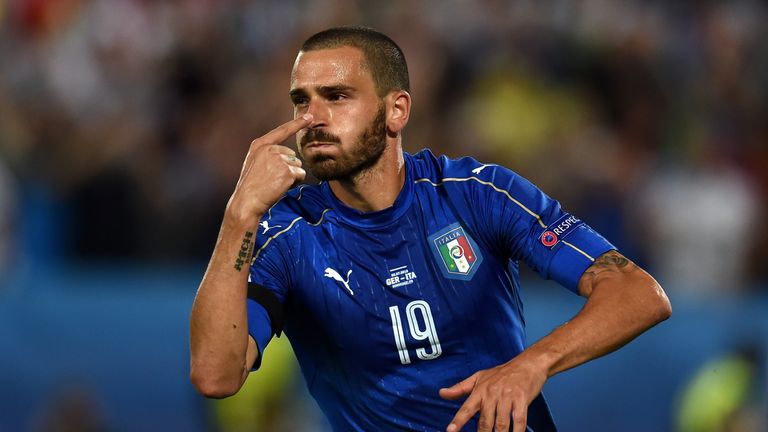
[649,281,672,325]
[190,367,243,399]
[658,294,672,322]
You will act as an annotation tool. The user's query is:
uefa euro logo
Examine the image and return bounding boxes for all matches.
[428,223,484,281]
[540,230,558,247]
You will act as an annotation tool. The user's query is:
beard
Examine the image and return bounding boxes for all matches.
[300,104,387,182]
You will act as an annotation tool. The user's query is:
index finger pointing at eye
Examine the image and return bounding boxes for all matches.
[260,113,313,145]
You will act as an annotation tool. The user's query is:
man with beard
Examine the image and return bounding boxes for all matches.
[190,27,672,432]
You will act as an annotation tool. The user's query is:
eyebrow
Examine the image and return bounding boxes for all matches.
[289,85,356,99]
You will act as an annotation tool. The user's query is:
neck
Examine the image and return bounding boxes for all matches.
[328,142,405,212]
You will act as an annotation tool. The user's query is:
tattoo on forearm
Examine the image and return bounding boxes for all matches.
[583,250,633,280]
[234,231,255,271]
[596,251,629,268]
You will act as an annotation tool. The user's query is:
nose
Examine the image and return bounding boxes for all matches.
[305,99,329,129]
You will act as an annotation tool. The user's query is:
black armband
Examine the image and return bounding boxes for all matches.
[247,282,285,337]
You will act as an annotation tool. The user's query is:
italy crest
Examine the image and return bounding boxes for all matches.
[428,223,483,280]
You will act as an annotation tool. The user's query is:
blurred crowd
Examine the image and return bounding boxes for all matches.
[1,0,766,294]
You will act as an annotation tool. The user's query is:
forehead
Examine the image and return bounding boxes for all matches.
[290,46,372,89]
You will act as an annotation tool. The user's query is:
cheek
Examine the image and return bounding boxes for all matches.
[334,106,370,142]
[336,123,357,144]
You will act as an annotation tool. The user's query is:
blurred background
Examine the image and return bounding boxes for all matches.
[1,0,766,431]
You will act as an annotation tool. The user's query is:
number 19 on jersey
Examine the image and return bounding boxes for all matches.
[388,300,442,365]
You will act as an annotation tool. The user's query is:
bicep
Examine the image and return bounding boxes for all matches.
[470,167,615,292]
[246,238,290,370]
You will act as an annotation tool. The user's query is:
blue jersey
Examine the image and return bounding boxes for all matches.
[247,149,615,431]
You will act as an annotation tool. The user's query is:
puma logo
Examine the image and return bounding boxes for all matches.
[260,221,282,234]
[324,267,354,296]
[472,164,492,175]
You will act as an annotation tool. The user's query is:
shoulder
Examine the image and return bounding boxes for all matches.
[252,183,330,257]
[409,149,554,227]
[409,149,526,190]
[409,148,517,181]
[263,183,328,224]
[409,148,479,180]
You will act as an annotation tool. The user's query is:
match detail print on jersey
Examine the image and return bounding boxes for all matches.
[428,223,484,280]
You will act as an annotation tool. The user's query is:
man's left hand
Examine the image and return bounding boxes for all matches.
[439,358,547,432]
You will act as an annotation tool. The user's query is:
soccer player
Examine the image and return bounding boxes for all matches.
[189,26,672,432]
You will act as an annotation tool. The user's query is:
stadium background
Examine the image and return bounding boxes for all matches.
[0,1,766,431]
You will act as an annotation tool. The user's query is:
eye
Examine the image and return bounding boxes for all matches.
[328,93,347,102]
[292,97,308,107]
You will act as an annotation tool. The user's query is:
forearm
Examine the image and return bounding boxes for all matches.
[440,260,670,432]
[189,210,259,397]
[519,258,671,378]
[188,114,309,397]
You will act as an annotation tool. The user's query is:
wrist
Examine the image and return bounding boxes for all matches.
[223,205,263,232]
[224,196,266,229]
[514,344,561,378]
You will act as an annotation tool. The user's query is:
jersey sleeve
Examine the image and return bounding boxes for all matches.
[464,160,616,293]
[247,227,291,370]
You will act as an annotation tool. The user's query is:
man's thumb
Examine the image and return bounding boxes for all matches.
[438,374,476,400]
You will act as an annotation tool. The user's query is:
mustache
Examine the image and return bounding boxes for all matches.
[300,129,342,147]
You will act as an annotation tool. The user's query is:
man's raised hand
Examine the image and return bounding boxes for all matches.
[227,114,313,225]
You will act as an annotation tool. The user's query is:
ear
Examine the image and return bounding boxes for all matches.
[385,90,411,135]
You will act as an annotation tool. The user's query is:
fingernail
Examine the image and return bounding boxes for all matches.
[447,424,457,432]
[302,113,313,121]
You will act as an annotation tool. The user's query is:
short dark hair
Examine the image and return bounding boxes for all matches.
[301,26,410,97]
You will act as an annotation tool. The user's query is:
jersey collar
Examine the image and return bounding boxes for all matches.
[321,152,414,228]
